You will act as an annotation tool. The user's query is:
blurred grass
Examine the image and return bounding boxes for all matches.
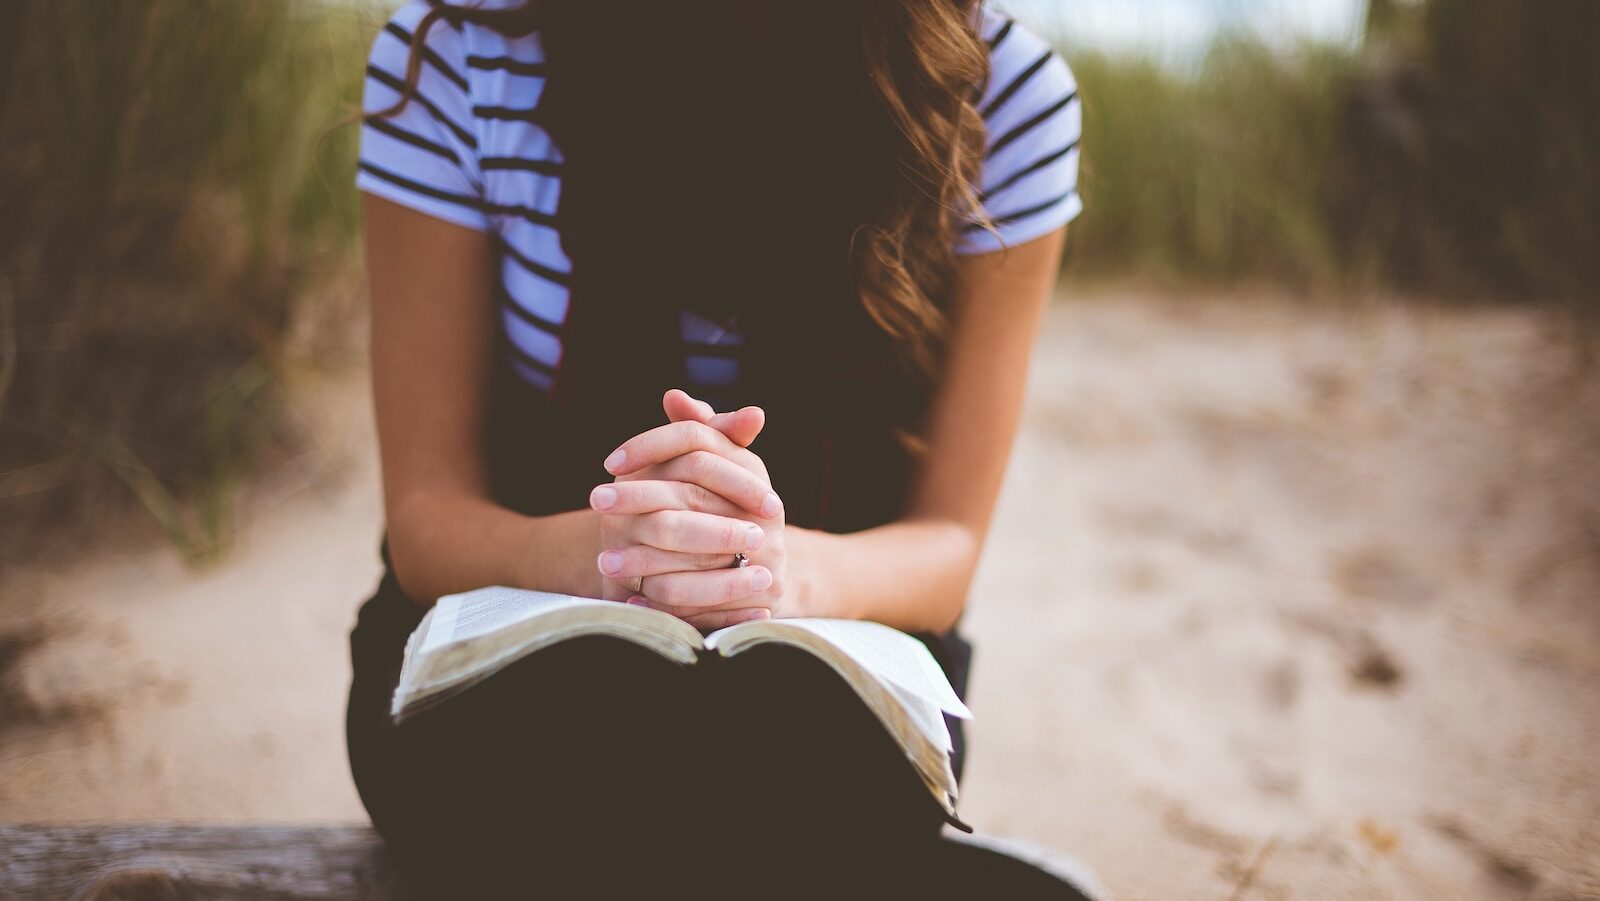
[1061,0,1600,302]
[1063,41,1362,288]
[0,0,1595,562]
[0,1,374,565]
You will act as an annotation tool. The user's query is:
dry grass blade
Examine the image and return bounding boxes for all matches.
[1226,835,1280,901]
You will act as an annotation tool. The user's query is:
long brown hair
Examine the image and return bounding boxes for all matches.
[380,1,993,528]
[381,0,990,381]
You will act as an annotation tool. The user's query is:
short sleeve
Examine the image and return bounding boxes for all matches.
[956,16,1083,255]
[356,2,487,231]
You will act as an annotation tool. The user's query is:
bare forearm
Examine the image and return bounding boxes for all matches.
[788,520,979,633]
[386,491,600,606]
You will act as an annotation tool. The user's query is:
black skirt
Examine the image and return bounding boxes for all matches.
[341,367,1048,896]
[346,558,990,896]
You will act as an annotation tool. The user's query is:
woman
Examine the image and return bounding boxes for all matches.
[347,0,1084,895]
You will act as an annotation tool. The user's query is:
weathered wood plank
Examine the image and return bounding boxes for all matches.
[0,825,406,900]
[0,824,1106,899]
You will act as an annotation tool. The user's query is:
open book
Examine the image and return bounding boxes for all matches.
[393,586,972,825]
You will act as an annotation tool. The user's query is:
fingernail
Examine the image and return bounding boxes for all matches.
[590,485,618,511]
[743,525,765,550]
[749,567,773,592]
[747,608,771,621]
[603,448,627,473]
[598,550,624,575]
[760,492,783,519]
[698,400,714,418]
[626,596,649,607]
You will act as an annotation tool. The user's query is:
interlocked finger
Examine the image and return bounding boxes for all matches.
[634,565,774,609]
[591,479,744,518]
[627,597,772,631]
[630,510,766,555]
[605,420,768,480]
[598,545,748,580]
[613,452,780,519]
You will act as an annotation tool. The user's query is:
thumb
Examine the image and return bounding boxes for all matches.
[662,388,765,448]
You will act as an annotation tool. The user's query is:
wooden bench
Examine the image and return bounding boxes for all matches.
[0,825,405,900]
[1,825,1104,899]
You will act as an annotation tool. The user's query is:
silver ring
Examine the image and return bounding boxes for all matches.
[731,553,749,569]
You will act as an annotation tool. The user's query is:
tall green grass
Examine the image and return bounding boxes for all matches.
[1060,0,1600,301]
[0,1,376,564]
[1,0,1593,562]
[1062,41,1363,288]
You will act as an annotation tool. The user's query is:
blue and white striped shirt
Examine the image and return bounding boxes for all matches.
[357,2,1082,394]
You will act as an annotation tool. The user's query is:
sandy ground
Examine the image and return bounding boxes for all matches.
[2,293,1597,899]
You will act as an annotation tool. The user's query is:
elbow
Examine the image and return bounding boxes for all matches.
[383,491,447,606]
[929,601,967,636]
[387,551,437,609]
[923,519,982,634]
[385,539,436,609]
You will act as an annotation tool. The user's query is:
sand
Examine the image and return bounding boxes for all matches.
[3,292,1597,899]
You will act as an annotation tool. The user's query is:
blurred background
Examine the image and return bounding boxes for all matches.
[1,1,1596,898]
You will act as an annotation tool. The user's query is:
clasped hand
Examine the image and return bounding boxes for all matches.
[590,389,789,630]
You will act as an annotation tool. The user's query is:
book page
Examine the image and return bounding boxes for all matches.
[421,586,598,653]
[394,587,704,721]
[889,686,958,752]
[721,619,971,719]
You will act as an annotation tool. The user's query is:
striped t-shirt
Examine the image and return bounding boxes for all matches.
[357,2,1083,394]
